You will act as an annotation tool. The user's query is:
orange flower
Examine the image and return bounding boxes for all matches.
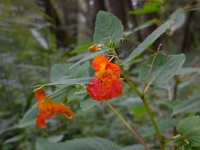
[92,55,109,71]
[86,56,122,100]
[88,45,98,52]
[88,44,103,52]
[34,88,74,128]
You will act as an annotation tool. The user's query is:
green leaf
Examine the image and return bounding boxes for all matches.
[129,1,162,15]
[131,105,146,117]
[133,18,159,33]
[172,95,200,116]
[123,19,173,64]
[175,116,200,148]
[47,135,64,143]
[50,63,72,82]
[93,11,123,45]
[3,135,24,144]
[144,118,178,137]
[67,86,77,103]
[177,77,200,100]
[139,53,185,85]
[169,8,186,33]
[36,137,120,150]
[175,67,200,75]
[51,62,90,82]
[30,28,48,49]
[72,61,90,78]
[80,97,100,111]
[45,77,93,86]
[70,42,92,54]
[69,49,109,69]
[121,144,153,150]
[19,103,38,127]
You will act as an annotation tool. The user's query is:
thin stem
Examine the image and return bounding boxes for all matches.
[121,67,143,97]
[111,47,165,149]
[165,134,181,142]
[144,44,162,94]
[172,77,180,150]
[122,73,165,150]
[142,97,165,150]
[103,101,149,150]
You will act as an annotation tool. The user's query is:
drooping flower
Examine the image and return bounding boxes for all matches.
[34,88,74,128]
[86,55,122,101]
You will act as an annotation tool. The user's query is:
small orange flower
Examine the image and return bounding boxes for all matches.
[88,45,98,52]
[86,55,122,100]
[34,88,74,128]
[88,44,103,52]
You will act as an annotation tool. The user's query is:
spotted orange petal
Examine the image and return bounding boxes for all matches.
[34,87,45,101]
[36,111,47,128]
[36,97,74,128]
[92,55,109,71]
[86,79,122,100]
[51,102,75,120]
[95,63,120,81]
[105,62,120,73]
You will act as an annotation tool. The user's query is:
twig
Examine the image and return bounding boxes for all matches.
[103,101,149,150]
[112,47,165,150]
[143,44,162,94]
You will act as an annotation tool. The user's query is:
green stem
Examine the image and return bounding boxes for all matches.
[142,97,165,150]
[103,101,149,150]
[123,73,165,149]
[121,67,143,97]
[111,48,165,149]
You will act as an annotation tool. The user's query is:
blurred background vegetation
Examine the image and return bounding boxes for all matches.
[0,0,200,150]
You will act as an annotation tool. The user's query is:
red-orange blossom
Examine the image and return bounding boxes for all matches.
[34,88,74,128]
[86,55,122,100]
